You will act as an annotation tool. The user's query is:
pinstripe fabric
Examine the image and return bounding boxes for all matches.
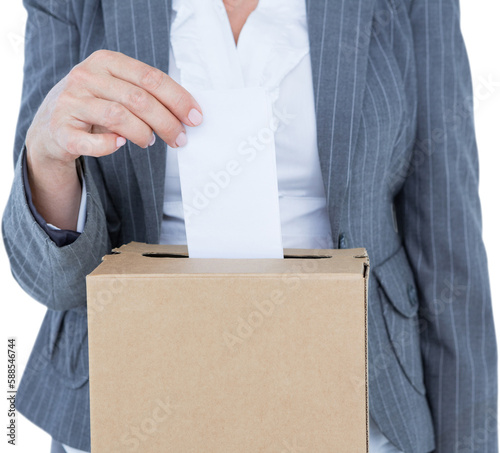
[1,0,497,452]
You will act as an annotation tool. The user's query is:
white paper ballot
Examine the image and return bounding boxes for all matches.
[177,87,283,259]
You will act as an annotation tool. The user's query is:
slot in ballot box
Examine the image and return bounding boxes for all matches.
[86,241,369,452]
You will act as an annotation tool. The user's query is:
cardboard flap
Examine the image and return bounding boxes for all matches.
[92,242,369,278]
[112,242,368,258]
[111,242,189,257]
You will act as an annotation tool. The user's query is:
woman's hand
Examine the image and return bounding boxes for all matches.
[27,49,202,165]
[25,49,202,231]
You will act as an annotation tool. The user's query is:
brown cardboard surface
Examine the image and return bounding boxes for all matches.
[87,242,369,452]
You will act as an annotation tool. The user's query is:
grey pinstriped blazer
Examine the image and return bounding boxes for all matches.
[2,0,497,451]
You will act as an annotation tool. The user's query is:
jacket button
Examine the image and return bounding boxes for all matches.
[338,233,348,249]
[407,283,418,306]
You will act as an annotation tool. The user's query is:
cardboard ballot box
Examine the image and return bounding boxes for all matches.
[86,242,369,452]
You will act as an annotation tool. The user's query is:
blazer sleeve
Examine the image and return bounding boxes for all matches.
[1,0,112,311]
[394,0,498,451]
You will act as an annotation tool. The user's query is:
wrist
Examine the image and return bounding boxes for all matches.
[26,142,78,184]
[25,145,82,231]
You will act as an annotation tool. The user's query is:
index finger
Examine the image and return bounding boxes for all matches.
[96,50,203,127]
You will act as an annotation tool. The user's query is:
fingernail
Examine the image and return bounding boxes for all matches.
[148,133,156,147]
[175,131,187,147]
[116,136,126,148]
[188,108,203,126]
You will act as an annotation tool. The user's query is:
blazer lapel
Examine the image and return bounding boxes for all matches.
[101,0,172,243]
[306,0,375,246]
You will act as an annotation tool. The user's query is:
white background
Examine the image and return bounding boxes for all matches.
[1,1,499,451]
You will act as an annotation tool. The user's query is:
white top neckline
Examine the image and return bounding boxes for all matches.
[170,0,310,101]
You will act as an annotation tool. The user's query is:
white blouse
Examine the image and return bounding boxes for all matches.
[160,0,334,250]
